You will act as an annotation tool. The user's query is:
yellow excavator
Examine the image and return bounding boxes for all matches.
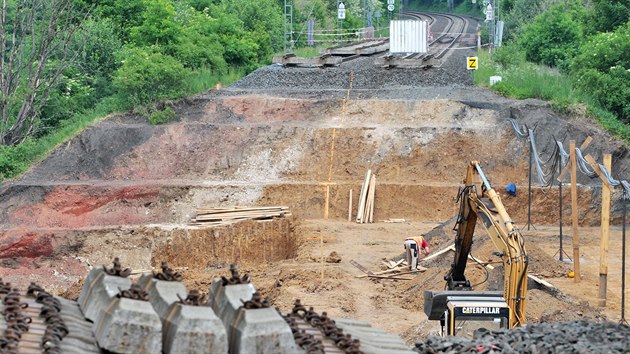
[424,161,528,337]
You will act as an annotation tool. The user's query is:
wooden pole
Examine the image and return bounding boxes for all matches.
[586,153,614,307]
[320,231,324,282]
[599,154,612,307]
[348,189,353,222]
[324,185,330,219]
[357,170,371,223]
[368,174,376,223]
[569,140,581,282]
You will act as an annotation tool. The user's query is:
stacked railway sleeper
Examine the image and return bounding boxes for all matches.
[272,39,390,68]
[0,260,412,353]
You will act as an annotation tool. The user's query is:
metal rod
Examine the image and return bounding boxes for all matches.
[558,180,564,262]
[622,196,627,323]
[527,136,533,230]
[283,0,287,52]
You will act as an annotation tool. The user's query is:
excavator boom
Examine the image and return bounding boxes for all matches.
[425,162,528,334]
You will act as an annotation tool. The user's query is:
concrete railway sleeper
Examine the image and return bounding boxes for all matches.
[0,261,417,353]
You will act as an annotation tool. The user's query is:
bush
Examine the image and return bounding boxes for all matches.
[575,67,630,122]
[570,24,630,74]
[519,2,584,69]
[571,23,630,122]
[112,47,190,104]
[148,107,177,125]
[492,46,526,68]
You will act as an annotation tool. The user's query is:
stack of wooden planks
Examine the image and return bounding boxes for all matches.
[356,169,376,223]
[191,206,290,226]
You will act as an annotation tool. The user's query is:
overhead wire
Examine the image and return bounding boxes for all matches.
[528,128,559,187]
[508,119,630,200]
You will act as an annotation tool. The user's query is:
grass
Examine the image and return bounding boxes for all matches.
[186,67,246,95]
[473,48,630,144]
[0,67,247,182]
[474,50,579,107]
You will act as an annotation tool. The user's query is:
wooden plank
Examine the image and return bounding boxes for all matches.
[195,214,287,221]
[569,140,581,283]
[419,244,456,263]
[196,214,283,220]
[196,210,288,217]
[196,206,289,213]
[367,174,376,223]
[363,183,372,224]
[367,275,412,280]
[348,189,353,222]
[349,259,374,276]
[195,210,288,219]
[599,154,612,307]
[357,266,427,278]
[304,237,337,241]
[468,254,494,270]
[381,218,406,223]
[356,170,371,223]
[528,274,556,289]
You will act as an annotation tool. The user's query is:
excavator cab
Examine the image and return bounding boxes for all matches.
[424,291,511,337]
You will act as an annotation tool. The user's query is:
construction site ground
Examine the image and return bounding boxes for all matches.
[1,49,630,352]
[164,220,623,345]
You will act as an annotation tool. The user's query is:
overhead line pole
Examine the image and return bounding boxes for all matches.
[584,153,613,307]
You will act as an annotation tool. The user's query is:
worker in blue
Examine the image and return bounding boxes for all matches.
[506,183,517,197]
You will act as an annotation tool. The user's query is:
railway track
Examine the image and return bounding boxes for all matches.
[273,39,389,67]
[273,11,475,69]
[377,11,471,68]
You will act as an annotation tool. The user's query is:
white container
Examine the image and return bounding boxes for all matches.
[490,76,502,85]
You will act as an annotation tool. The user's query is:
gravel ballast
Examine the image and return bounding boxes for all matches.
[413,321,630,354]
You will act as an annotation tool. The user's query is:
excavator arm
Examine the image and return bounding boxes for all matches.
[445,161,528,328]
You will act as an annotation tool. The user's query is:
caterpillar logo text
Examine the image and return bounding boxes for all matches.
[462,307,501,315]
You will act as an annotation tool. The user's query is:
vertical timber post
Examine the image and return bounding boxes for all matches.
[599,153,612,307]
[324,185,330,219]
[348,189,353,222]
[570,140,581,282]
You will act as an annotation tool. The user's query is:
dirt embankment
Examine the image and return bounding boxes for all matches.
[0,59,629,336]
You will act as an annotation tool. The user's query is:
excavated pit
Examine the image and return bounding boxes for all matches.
[0,93,627,301]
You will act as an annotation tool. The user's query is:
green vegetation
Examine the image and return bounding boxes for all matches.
[1,0,628,181]
[471,0,629,142]
[0,0,279,181]
[408,0,483,16]
[474,50,580,107]
[149,107,177,125]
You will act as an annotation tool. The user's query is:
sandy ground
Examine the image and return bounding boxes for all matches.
[159,217,625,345]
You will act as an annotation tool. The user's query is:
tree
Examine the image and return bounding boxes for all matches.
[518,2,585,69]
[502,0,545,41]
[586,0,630,35]
[112,46,190,104]
[130,0,181,47]
[0,0,87,145]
